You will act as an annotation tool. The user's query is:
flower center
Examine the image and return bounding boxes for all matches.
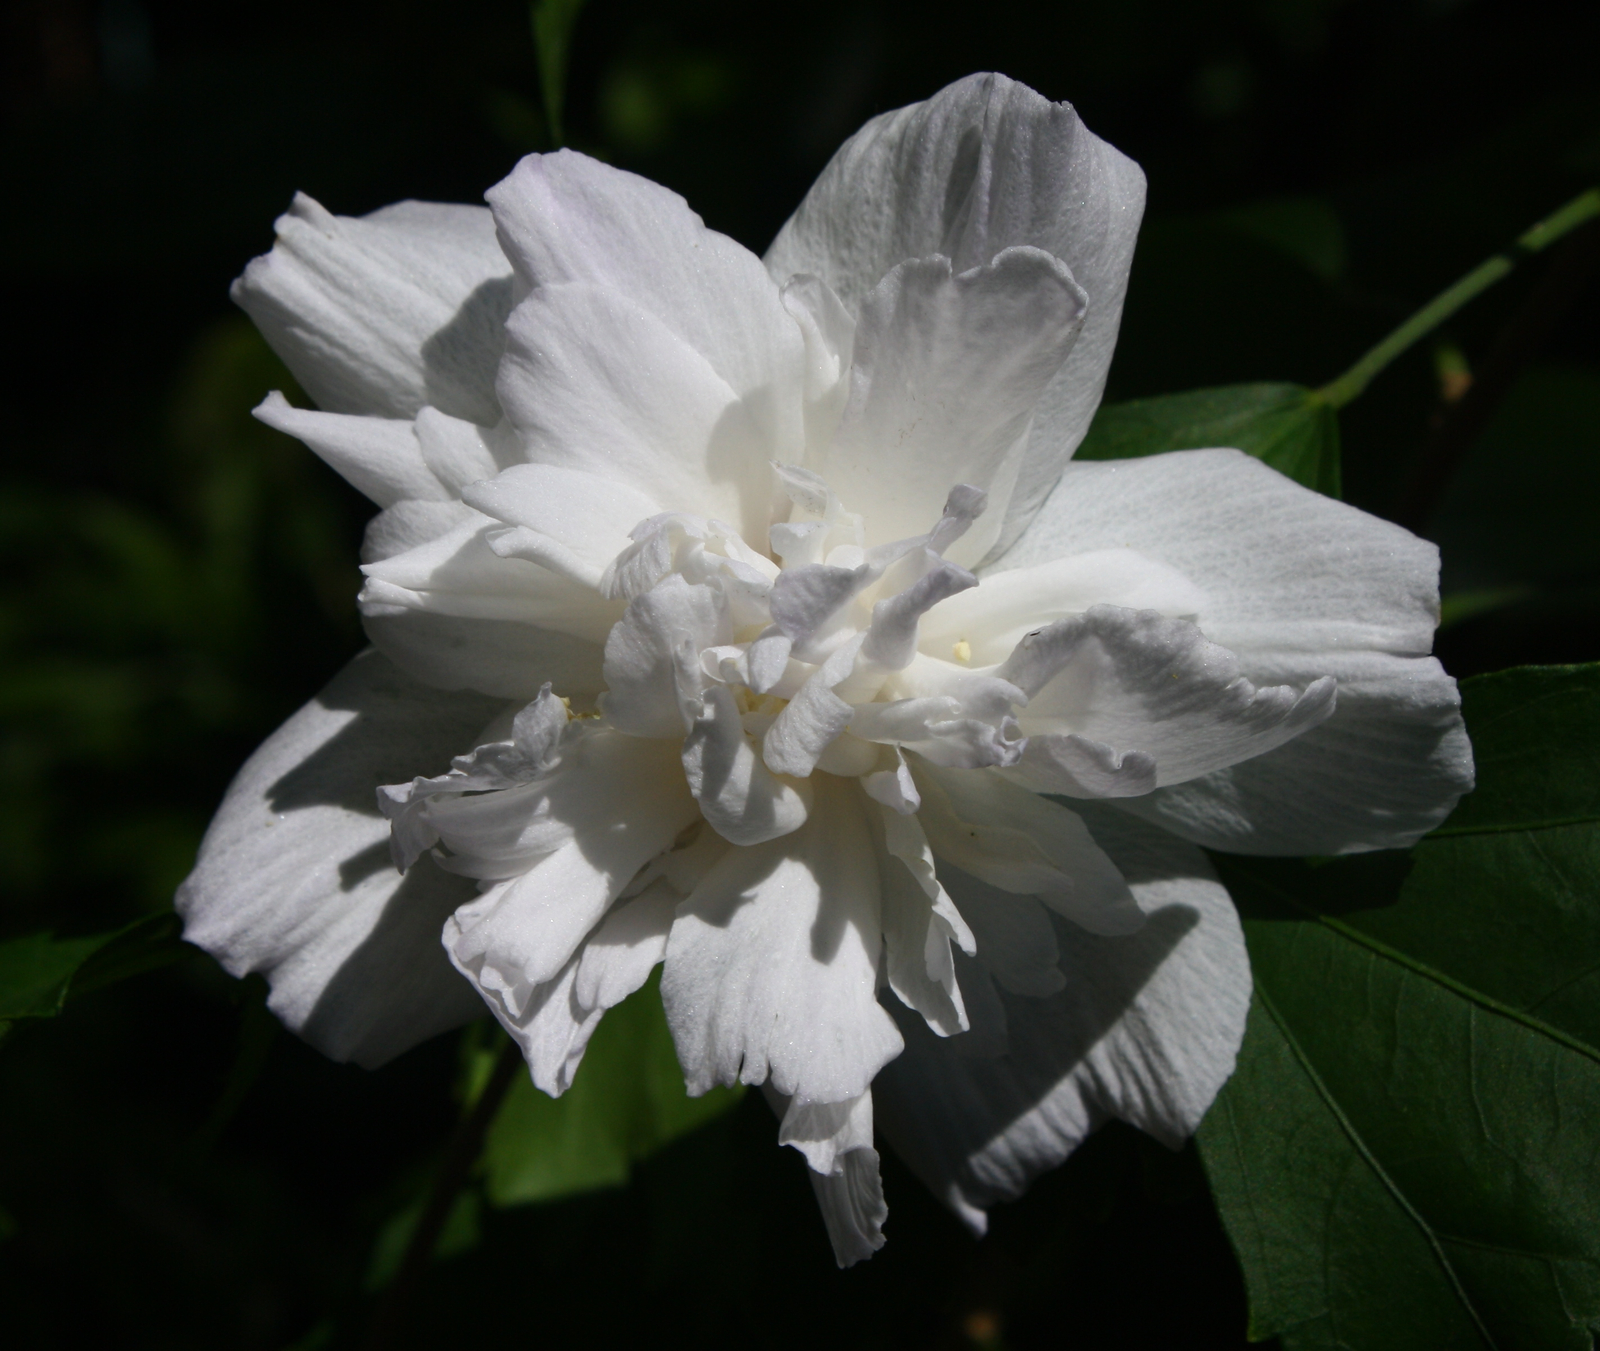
[595,464,1027,815]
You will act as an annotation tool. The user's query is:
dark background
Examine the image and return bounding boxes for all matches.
[2,1,1597,1346]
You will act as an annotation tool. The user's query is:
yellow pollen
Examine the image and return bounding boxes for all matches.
[952,639,973,664]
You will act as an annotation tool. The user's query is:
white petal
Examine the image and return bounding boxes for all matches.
[573,881,677,1012]
[763,635,865,777]
[925,547,1206,668]
[175,650,506,1067]
[254,393,447,508]
[911,760,1143,936]
[816,248,1086,566]
[489,952,601,1096]
[1007,732,1157,799]
[939,866,1064,998]
[601,575,732,739]
[661,776,903,1104]
[997,450,1472,849]
[683,684,811,845]
[495,282,788,543]
[441,731,697,1003]
[874,806,1250,1230]
[462,463,664,590]
[233,194,512,422]
[998,605,1336,788]
[488,150,807,436]
[871,804,971,1039]
[781,273,856,455]
[360,516,621,645]
[811,1146,888,1268]
[413,406,509,493]
[1115,654,1474,853]
[777,1087,875,1176]
[998,449,1438,660]
[361,499,479,564]
[765,72,1145,548]
[360,604,605,703]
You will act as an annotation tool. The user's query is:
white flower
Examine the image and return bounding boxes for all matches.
[176,73,1473,1265]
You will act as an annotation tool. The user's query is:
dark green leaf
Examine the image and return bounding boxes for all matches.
[481,970,743,1206]
[1077,382,1342,496]
[1199,664,1600,1349]
[0,912,185,1022]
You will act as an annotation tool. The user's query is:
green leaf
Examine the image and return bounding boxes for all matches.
[481,970,743,1206]
[0,913,183,1022]
[1077,382,1342,497]
[1199,664,1600,1349]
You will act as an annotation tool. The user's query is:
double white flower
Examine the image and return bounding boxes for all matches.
[177,74,1473,1264]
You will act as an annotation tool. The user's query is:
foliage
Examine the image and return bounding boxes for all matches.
[1077,382,1341,497]
[1200,666,1600,1349]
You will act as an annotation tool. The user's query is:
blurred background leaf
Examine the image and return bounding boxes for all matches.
[480,973,743,1208]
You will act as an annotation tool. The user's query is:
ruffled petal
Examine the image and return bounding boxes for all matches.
[918,547,1206,668]
[911,760,1143,936]
[816,248,1086,565]
[765,72,1145,548]
[871,802,972,1038]
[997,605,1336,788]
[440,730,697,1006]
[232,194,512,423]
[175,650,506,1067]
[873,807,1250,1231]
[490,881,679,1097]
[601,575,732,739]
[683,685,812,845]
[661,776,904,1104]
[811,1146,888,1268]
[995,450,1473,850]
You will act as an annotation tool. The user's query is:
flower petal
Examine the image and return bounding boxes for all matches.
[661,776,904,1104]
[919,546,1206,668]
[683,684,812,845]
[765,72,1145,548]
[997,605,1337,788]
[812,1146,889,1268]
[911,760,1143,936]
[254,393,448,508]
[873,807,1250,1231]
[462,463,664,591]
[495,281,790,542]
[360,605,605,703]
[232,194,512,422]
[939,866,1065,998]
[995,449,1473,850]
[175,649,506,1067]
[573,882,678,1013]
[816,247,1086,566]
[871,803,972,1039]
[489,151,807,414]
[441,730,697,1003]
[601,575,732,739]
[361,512,620,635]
[1114,654,1473,853]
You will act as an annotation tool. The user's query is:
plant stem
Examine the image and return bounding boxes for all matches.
[362,1036,523,1351]
[1315,187,1600,410]
[1393,218,1600,530]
